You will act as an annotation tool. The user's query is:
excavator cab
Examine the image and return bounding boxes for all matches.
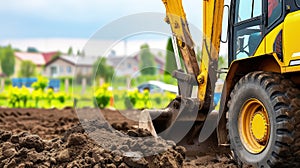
[231,0,263,59]
[229,0,283,60]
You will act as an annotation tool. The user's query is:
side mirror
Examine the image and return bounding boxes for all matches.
[221,5,230,43]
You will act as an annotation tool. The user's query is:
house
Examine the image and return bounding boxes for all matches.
[134,54,165,74]
[15,52,45,77]
[14,51,58,77]
[106,53,166,76]
[42,52,58,63]
[106,56,139,76]
[44,55,98,78]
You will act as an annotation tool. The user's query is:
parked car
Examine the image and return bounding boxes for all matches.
[137,80,178,94]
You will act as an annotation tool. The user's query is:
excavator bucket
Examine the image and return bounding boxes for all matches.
[139,97,223,156]
[139,97,200,142]
[139,102,176,137]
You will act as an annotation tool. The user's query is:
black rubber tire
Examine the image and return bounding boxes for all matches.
[227,71,300,167]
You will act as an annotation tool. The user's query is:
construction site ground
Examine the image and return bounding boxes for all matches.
[0,107,239,167]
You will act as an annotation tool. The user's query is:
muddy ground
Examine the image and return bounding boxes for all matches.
[0,108,238,167]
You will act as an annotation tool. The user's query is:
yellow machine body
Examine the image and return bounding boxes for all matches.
[141,0,300,166]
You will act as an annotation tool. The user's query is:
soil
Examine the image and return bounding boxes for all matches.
[0,107,238,167]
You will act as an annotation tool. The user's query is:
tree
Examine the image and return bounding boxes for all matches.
[1,45,15,77]
[164,38,177,76]
[139,44,156,75]
[27,47,38,53]
[67,47,73,55]
[19,60,36,77]
[93,58,114,82]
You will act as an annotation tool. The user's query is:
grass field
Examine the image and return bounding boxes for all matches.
[0,83,173,109]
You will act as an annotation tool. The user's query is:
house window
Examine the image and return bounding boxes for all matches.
[67,66,72,74]
[50,66,58,77]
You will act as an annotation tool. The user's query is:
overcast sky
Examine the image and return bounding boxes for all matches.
[0,0,203,39]
[0,0,231,56]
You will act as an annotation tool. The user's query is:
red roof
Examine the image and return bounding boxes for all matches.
[15,51,58,66]
[42,52,58,64]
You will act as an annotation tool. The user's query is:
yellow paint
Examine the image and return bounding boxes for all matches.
[252,10,300,73]
[265,23,283,54]
[285,65,300,72]
[161,0,224,102]
[198,0,224,100]
[251,112,268,141]
[162,0,187,44]
[162,0,200,75]
[239,99,270,154]
[253,38,265,57]
[283,11,300,68]
[161,0,300,108]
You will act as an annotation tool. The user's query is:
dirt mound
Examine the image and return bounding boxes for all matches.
[184,154,237,168]
[0,120,185,168]
[0,108,79,140]
[0,108,239,167]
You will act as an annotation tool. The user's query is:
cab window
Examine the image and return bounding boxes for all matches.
[233,0,262,59]
[268,0,282,26]
[235,0,262,23]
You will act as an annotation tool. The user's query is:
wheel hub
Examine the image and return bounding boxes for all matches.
[238,98,270,154]
[250,111,269,142]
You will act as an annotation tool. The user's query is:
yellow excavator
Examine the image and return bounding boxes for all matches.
[139,0,300,167]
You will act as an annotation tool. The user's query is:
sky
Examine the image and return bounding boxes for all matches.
[0,0,228,56]
[0,0,202,39]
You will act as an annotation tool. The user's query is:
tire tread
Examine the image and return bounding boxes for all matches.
[227,71,300,167]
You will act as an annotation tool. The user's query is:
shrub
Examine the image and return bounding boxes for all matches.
[7,86,30,107]
[32,76,48,91]
[124,89,151,109]
[140,90,151,109]
[124,89,138,109]
[0,92,7,99]
[32,89,43,108]
[19,86,30,107]
[45,88,54,107]
[166,92,177,101]
[94,83,112,109]
[55,92,66,104]
[4,78,11,85]
[8,86,20,107]
[151,93,162,105]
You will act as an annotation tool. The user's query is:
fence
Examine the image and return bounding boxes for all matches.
[12,78,60,90]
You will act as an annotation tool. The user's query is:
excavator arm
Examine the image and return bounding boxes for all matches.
[162,0,200,76]
[162,0,224,102]
[139,0,226,147]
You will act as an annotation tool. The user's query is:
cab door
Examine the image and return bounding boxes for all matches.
[229,0,264,63]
